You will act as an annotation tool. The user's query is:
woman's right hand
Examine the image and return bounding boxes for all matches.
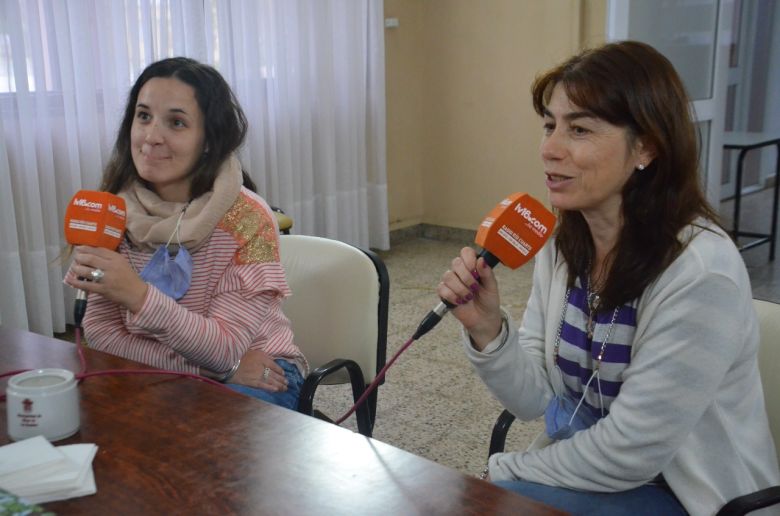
[66,245,149,314]
[230,349,288,392]
[436,246,503,350]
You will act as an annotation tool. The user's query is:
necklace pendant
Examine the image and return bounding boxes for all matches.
[588,293,601,313]
[586,290,599,341]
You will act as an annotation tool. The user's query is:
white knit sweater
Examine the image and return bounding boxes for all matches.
[464,221,780,515]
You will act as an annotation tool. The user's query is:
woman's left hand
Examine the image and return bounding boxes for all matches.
[230,349,288,392]
[65,245,149,313]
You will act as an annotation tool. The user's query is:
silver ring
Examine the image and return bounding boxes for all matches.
[262,367,271,382]
[90,268,105,282]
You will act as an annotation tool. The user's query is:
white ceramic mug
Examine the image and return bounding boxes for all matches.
[6,368,80,442]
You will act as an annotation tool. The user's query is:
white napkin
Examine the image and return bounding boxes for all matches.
[0,435,98,504]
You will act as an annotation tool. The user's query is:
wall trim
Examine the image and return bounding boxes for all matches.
[389,223,476,247]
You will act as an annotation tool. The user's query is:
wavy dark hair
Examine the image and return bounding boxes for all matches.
[532,41,721,309]
[101,57,254,198]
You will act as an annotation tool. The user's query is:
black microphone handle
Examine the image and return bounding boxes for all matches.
[478,248,500,268]
[74,273,94,328]
[411,249,500,340]
[74,289,88,328]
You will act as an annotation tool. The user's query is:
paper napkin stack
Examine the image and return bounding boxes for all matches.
[0,435,97,504]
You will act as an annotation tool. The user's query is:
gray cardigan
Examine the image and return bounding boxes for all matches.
[464,221,780,515]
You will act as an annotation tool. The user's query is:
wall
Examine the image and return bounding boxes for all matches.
[384,0,426,230]
[384,0,607,232]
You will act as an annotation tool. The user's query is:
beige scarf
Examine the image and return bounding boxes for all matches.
[120,156,243,253]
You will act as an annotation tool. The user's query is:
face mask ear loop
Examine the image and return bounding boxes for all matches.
[165,206,188,249]
[568,369,598,426]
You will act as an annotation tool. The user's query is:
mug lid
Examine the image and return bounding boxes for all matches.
[8,368,76,393]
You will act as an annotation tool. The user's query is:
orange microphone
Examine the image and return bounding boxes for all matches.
[64,190,127,250]
[64,190,127,327]
[412,192,556,339]
[473,192,555,269]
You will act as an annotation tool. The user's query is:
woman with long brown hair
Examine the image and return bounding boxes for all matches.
[65,58,307,408]
[439,41,779,514]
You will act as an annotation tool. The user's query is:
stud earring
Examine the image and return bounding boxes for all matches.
[637,164,645,171]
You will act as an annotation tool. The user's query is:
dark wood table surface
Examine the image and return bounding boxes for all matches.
[0,326,563,515]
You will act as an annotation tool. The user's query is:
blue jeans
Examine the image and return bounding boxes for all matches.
[493,479,687,516]
[226,359,304,410]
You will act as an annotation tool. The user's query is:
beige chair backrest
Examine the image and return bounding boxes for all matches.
[753,298,780,465]
[279,234,382,384]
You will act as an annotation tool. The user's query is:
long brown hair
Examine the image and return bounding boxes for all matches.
[101,57,251,199]
[532,41,721,309]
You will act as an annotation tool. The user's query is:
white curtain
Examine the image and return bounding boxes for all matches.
[0,0,388,335]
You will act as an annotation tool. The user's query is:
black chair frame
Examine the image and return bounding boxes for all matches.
[295,246,389,438]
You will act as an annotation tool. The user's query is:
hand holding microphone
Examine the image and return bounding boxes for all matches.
[67,246,148,313]
[62,190,145,325]
[413,192,555,341]
[438,246,504,348]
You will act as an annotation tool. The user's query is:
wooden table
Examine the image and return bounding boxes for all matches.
[0,327,563,515]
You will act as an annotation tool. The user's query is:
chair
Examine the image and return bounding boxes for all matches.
[279,234,389,437]
[486,298,780,515]
[270,206,293,234]
[716,298,780,515]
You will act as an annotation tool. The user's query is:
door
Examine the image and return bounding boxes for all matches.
[607,0,734,207]
[721,0,779,200]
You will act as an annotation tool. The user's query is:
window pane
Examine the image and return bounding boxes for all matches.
[628,0,719,100]
[698,120,711,188]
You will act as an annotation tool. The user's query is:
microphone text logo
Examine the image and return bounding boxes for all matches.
[73,198,102,210]
[108,204,126,218]
[514,203,549,236]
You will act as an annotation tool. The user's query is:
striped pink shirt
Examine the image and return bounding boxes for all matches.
[80,189,307,376]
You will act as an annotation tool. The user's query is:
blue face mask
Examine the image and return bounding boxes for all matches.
[139,244,193,300]
[545,371,605,440]
[139,206,193,300]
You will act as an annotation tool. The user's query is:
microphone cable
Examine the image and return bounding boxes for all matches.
[0,319,235,404]
[334,334,416,425]
[332,256,494,426]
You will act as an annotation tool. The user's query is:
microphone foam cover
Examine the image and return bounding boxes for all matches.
[474,192,556,269]
[64,190,127,250]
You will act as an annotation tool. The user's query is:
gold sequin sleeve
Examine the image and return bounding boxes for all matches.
[218,193,279,264]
